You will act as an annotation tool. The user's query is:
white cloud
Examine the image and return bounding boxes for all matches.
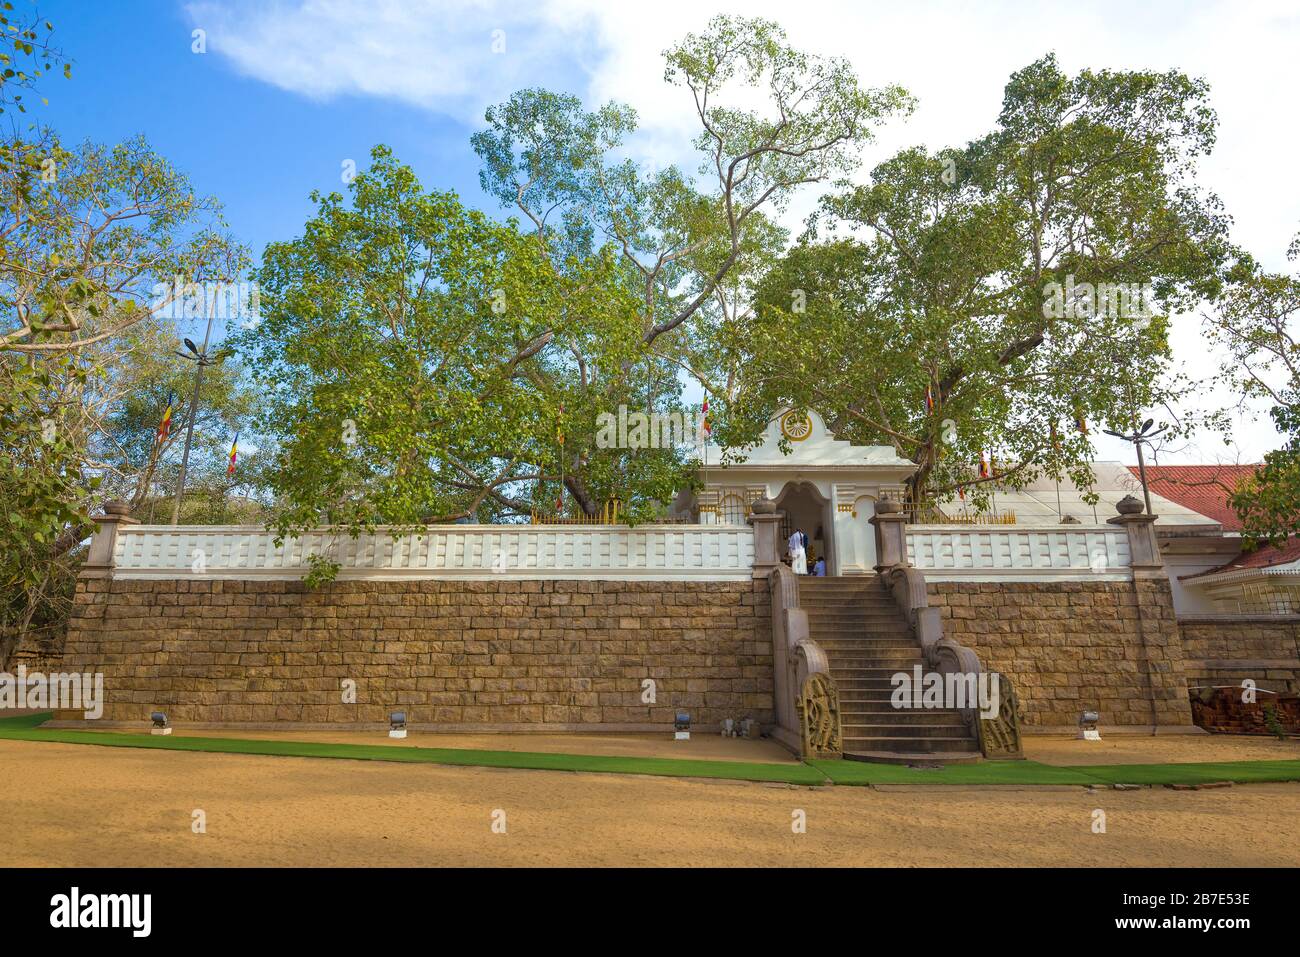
[185,0,601,119]
[190,0,1300,463]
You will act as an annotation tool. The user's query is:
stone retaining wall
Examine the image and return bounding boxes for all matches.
[59,577,773,729]
[1178,616,1300,695]
[926,579,1193,730]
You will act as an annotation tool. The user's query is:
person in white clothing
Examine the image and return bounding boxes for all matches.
[788,528,807,575]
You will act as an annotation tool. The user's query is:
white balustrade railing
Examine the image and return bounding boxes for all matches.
[111,524,755,581]
[906,525,1132,580]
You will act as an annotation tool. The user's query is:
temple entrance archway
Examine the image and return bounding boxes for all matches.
[775,480,835,575]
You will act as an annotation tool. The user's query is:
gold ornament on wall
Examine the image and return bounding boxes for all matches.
[780,410,813,442]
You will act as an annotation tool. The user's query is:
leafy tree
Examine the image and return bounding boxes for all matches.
[0,313,259,666]
[0,355,90,663]
[0,131,249,664]
[246,16,911,532]
[0,2,70,114]
[1208,233,1300,542]
[730,55,1237,508]
[1,132,245,352]
[465,15,910,512]
[238,145,656,535]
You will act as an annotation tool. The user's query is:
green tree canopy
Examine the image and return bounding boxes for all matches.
[727,54,1238,507]
[1208,232,1300,543]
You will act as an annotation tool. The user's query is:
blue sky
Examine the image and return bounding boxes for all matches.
[36,0,562,258]
[28,0,1300,464]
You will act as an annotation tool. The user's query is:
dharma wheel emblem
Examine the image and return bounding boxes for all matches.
[780,410,813,441]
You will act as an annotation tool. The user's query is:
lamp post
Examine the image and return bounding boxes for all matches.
[1103,418,1166,516]
[169,309,221,526]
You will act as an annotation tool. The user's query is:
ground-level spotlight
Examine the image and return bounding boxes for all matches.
[1078,710,1101,741]
[674,711,690,741]
[389,711,407,739]
[150,711,171,736]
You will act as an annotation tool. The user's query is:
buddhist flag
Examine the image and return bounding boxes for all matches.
[957,485,966,503]
[1050,422,1061,453]
[702,397,712,438]
[227,433,239,477]
[156,392,175,444]
[1073,398,1089,436]
[924,385,935,415]
[978,452,990,479]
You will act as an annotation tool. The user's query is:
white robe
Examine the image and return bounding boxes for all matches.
[788,531,807,575]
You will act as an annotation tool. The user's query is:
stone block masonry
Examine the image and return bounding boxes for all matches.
[58,577,773,730]
[1179,616,1300,695]
[927,579,1194,730]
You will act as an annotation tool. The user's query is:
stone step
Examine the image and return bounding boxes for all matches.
[833,677,915,688]
[842,735,981,753]
[810,627,915,639]
[826,660,925,671]
[824,649,919,657]
[807,617,902,626]
[840,709,969,725]
[806,613,909,621]
[800,595,896,604]
[840,694,952,705]
[799,576,879,583]
[843,720,971,735]
[815,638,919,646]
[844,750,984,766]
[815,634,918,643]
[816,643,920,653]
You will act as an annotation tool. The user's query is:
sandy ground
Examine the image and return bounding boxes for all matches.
[4,737,1299,867]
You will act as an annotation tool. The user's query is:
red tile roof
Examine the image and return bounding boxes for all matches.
[1182,537,1300,580]
[1127,464,1258,531]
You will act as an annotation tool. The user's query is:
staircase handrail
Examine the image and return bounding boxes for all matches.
[880,565,979,675]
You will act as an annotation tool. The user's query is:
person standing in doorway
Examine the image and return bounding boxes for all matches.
[788,528,807,575]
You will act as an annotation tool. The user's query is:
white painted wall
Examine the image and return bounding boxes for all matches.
[907,525,1133,581]
[111,524,756,581]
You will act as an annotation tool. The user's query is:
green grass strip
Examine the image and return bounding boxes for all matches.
[1072,760,1300,786]
[4,713,1299,787]
[0,713,826,785]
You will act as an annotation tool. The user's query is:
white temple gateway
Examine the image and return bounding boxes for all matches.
[693,409,916,576]
[688,408,1242,609]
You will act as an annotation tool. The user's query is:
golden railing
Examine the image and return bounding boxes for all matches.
[890,496,1017,526]
[530,498,622,525]
[698,487,762,525]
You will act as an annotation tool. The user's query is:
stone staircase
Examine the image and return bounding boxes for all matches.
[798,576,981,764]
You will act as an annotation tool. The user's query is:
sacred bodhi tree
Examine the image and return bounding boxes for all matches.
[468,15,910,512]
[726,54,1239,509]
[243,15,913,536]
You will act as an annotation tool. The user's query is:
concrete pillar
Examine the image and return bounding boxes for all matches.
[1107,494,1195,729]
[81,500,137,579]
[748,497,782,580]
[869,499,909,573]
[1107,494,1163,577]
